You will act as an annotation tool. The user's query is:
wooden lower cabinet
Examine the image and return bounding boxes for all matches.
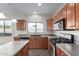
[29,37,48,49]
[14,37,20,41]
[56,46,60,56]
[15,43,29,56]
[29,37,41,48]
[41,37,48,48]
[56,46,68,56]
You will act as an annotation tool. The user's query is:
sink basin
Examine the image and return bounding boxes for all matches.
[31,35,41,37]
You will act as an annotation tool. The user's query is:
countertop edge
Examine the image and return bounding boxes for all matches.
[0,40,29,56]
[13,40,29,56]
[56,43,71,56]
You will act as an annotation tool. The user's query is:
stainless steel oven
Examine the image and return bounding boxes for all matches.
[48,40,55,56]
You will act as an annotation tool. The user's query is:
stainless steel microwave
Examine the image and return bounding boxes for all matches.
[54,18,65,30]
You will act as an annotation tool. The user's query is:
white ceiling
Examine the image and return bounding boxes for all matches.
[0,3,63,19]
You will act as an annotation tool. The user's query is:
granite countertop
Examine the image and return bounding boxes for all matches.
[48,35,60,39]
[56,43,79,56]
[18,34,55,37]
[0,40,29,56]
[18,33,55,37]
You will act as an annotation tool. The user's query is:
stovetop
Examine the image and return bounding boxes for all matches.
[50,33,74,44]
[50,37,73,44]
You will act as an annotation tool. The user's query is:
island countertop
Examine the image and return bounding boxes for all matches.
[56,43,79,56]
[0,40,29,56]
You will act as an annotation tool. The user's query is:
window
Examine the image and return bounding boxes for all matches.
[0,19,12,36]
[28,22,44,33]
[0,20,4,36]
[5,20,12,35]
[28,23,35,33]
[36,23,43,32]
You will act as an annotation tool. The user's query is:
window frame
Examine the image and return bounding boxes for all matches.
[27,22,44,33]
[0,19,12,36]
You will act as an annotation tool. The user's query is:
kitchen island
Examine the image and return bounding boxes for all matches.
[0,40,29,56]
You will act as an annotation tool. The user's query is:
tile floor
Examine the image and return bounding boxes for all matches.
[29,49,50,56]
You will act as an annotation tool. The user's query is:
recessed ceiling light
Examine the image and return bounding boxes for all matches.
[33,11,37,15]
[38,3,42,6]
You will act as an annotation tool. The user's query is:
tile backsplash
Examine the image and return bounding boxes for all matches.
[53,30,79,45]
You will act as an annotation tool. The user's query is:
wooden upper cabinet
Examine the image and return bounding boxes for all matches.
[66,3,76,29]
[53,3,77,30]
[54,10,63,23]
[62,5,67,19]
[76,3,79,29]
[53,16,56,23]
[52,17,54,30]
[17,20,26,30]
[58,9,63,20]
[47,18,52,30]
[55,14,59,22]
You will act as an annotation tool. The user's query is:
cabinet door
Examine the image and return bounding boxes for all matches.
[66,3,76,29]
[29,37,33,48]
[29,37,48,49]
[23,43,29,56]
[20,20,26,30]
[17,20,21,30]
[53,15,58,23]
[53,16,56,23]
[58,9,63,20]
[17,20,26,30]
[35,37,41,48]
[47,19,52,30]
[62,5,67,29]
[15,51,22,56]
[15,43,29,56]
[55,14,59,22]
[29,37,41,48]
[41,37,48,48]
[63,5,67,19]
[56,46,68,56]
[76,3,79,29]
[59,48,65,56]
[56,46,60,56]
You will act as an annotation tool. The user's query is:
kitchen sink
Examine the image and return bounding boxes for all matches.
[31,35,41,37]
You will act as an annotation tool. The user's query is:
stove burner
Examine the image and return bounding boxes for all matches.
[50,33,74,44]
[50,37,73,43]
